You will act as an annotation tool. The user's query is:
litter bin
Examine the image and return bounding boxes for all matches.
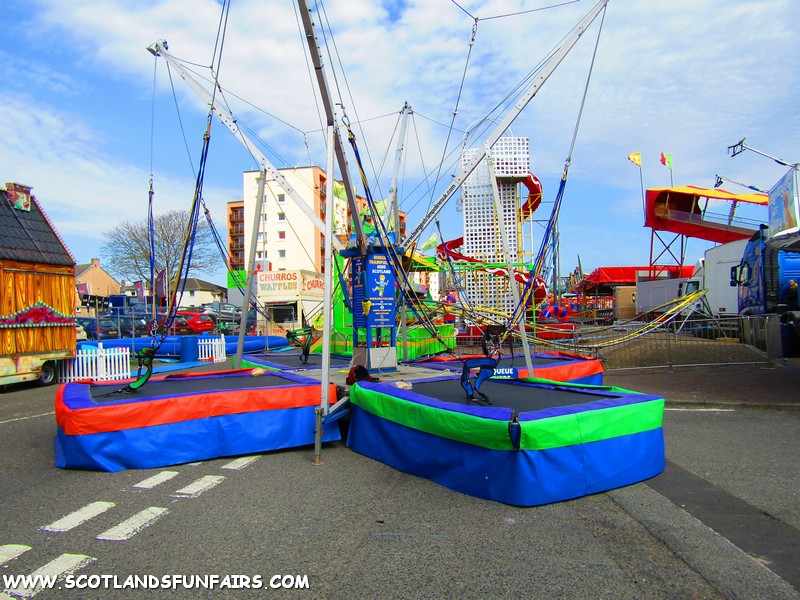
[180,336,199,363]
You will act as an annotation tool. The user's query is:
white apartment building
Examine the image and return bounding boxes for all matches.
[237,166,435,329]
[242,166,350,274]
[237,166,349,330]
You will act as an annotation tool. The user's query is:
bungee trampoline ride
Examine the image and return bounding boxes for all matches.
[55,0,666,508]
[346,376,664,507]
[55,369,340,472]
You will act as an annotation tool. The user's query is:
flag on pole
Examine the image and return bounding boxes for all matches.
[660,152,673,169]
[134,280,145,301]
[627,152,641,167]
[420,234,439,251]
[155,270,166,297]
[333,182,347,201]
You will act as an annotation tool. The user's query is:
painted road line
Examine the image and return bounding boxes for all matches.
[96,507,169,542]
[0,413,53,427]
[133,471,180,489]
[3,553,95,598]
[40,501,115,533]
[665,408,736,412]
[172,475,226,498]
[220,456,260,470]
[0,545,30,565]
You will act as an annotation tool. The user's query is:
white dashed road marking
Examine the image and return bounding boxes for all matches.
[133,470,180,489]
[3,553,95,598]
[96,507,169,541]
[221,456,260,470]
[40,501,115,533]
[0,413,53,426]
[172,475,226,498]
[665,408,736,412]
[0,545,30,565]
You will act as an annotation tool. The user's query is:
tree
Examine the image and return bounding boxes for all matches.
[100,209,221,290]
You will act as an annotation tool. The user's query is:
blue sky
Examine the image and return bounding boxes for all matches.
[2,0,799,286]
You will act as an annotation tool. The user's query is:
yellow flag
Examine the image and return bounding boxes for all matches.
[627,152,641,167]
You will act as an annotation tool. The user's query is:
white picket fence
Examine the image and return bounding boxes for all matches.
[198,336,227,363]
[56,337,226,384]
[57,343,131,383]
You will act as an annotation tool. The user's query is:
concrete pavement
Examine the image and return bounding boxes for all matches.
[603,358,800,410]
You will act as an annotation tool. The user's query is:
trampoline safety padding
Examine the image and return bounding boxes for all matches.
[409,352,604,385]
[55,369,340,472]
[346,378,664,506]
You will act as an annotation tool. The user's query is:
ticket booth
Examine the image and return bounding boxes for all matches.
[351,252,398,373]
[254,270,324,336]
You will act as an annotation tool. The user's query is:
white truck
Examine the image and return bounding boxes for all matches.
[636,276,701,315]
[693,239,749,316]
[635,240,748,317]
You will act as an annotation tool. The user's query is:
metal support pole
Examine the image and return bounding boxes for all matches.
[312,407,324,466]
[235,169,266,368]
[487,149,534,375]
[313,124,337,466]
[390,103,412,362]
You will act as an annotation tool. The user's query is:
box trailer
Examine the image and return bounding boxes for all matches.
[635,277,701,315]
[694,239,748,316]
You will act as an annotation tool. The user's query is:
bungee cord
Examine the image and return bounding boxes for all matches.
[501,3,608,346]
[126,1,232,392]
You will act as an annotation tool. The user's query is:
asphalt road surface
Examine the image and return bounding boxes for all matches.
[1,365,798,599]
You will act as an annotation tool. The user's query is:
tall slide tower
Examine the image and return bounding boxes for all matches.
[461,136,531,315]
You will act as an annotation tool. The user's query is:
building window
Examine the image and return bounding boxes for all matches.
[277,193,285,203]
[278,212,285,221]
[278,231,286,240]
[278,249,286,259]
[189,290,195,297]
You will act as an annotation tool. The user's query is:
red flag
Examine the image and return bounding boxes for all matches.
[660,152,673,169]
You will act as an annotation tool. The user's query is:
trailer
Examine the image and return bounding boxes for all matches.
[694,239,749,315]
[0,183,76,386]
[252,269,324,336]
[635,276,701,315]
